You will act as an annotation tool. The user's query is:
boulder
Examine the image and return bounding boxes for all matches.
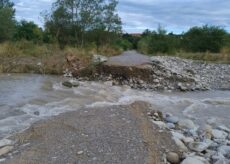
[173,138,188,152]
[178,119,196,129]
[218,146,230,156]
[217,125,230,133]
[181,156,209,164]
[188,141,211,152]
[212,129,228,139]
[166,152,180,164]
[165,116,179,124]
[62,81,73,88]
[0,146,13,156]
[0,139,13,148]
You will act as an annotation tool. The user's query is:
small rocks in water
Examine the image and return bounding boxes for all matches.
[34,111,40,116]
[212,129,228,139]
[71,81,80,87]
[104,81,113,86]
[62,81,73,88]
[166,152,180,164]
[62,81,79,88]
[188,142,211,152]
[178,119,196,129]
[207,117,217,125]
[173,138,188,152]
[0,146,13,156]
[181,156,209,164]
[165,116,179,124]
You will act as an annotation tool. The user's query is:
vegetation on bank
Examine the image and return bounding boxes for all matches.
[0,0,230,64]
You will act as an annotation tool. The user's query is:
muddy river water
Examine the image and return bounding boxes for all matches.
[0,74,230,140]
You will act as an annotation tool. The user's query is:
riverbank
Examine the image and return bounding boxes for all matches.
[1,51,230,92]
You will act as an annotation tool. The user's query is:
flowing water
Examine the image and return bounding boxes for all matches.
[0,74,230,140]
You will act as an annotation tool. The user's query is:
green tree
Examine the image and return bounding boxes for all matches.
[14,20,43,43]
[0,0,15,42]
[44,0,121,48]
[183,25,228,52]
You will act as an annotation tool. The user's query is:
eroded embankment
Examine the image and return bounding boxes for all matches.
[70,51,230,91]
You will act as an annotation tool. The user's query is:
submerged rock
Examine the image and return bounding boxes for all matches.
[62,81,73,88]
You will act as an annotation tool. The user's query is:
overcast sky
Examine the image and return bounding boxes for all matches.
[12,0,230,34]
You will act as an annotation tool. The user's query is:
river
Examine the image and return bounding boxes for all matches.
[0,74,230,140]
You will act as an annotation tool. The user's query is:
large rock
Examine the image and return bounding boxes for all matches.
[0,146,13,156]
[165,116,179,124]
[173,138,188,152]
[218,146,230,156]
[188,141,211,152]
[178,119,196,129]
[212,129,228,139]
[0,139,13,148]
[166,152,180,164]
[181,156,209,164]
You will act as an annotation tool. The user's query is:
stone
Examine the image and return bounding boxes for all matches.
[218,146,230,156]
[0,146,13,156]
[71,81,80,87]
[34,111,40,116]
[182,137,194,144]
[166,152,180,164]
[165,116,179,124]
[214,159,230,164]
[178,119,196,129]
[207,117,217,125]
[0,139,13,148]
[217,125,230,133]
[151,121,166,129]
[173,138,188,152]
[62,81,73,88]
[181,156,208,164]
[77,151,84,155]
[171,131,185,140]
[167,123,176,129]
[188,142,211,152]
[212,129,228,139]
[93,54,108,63]
[104,81,113,86]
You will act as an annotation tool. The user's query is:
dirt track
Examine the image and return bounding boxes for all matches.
[4,102,177,164]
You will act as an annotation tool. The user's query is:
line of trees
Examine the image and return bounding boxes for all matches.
[1,0,230,54]
[123,25,230,54]
[0,0,122,49]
